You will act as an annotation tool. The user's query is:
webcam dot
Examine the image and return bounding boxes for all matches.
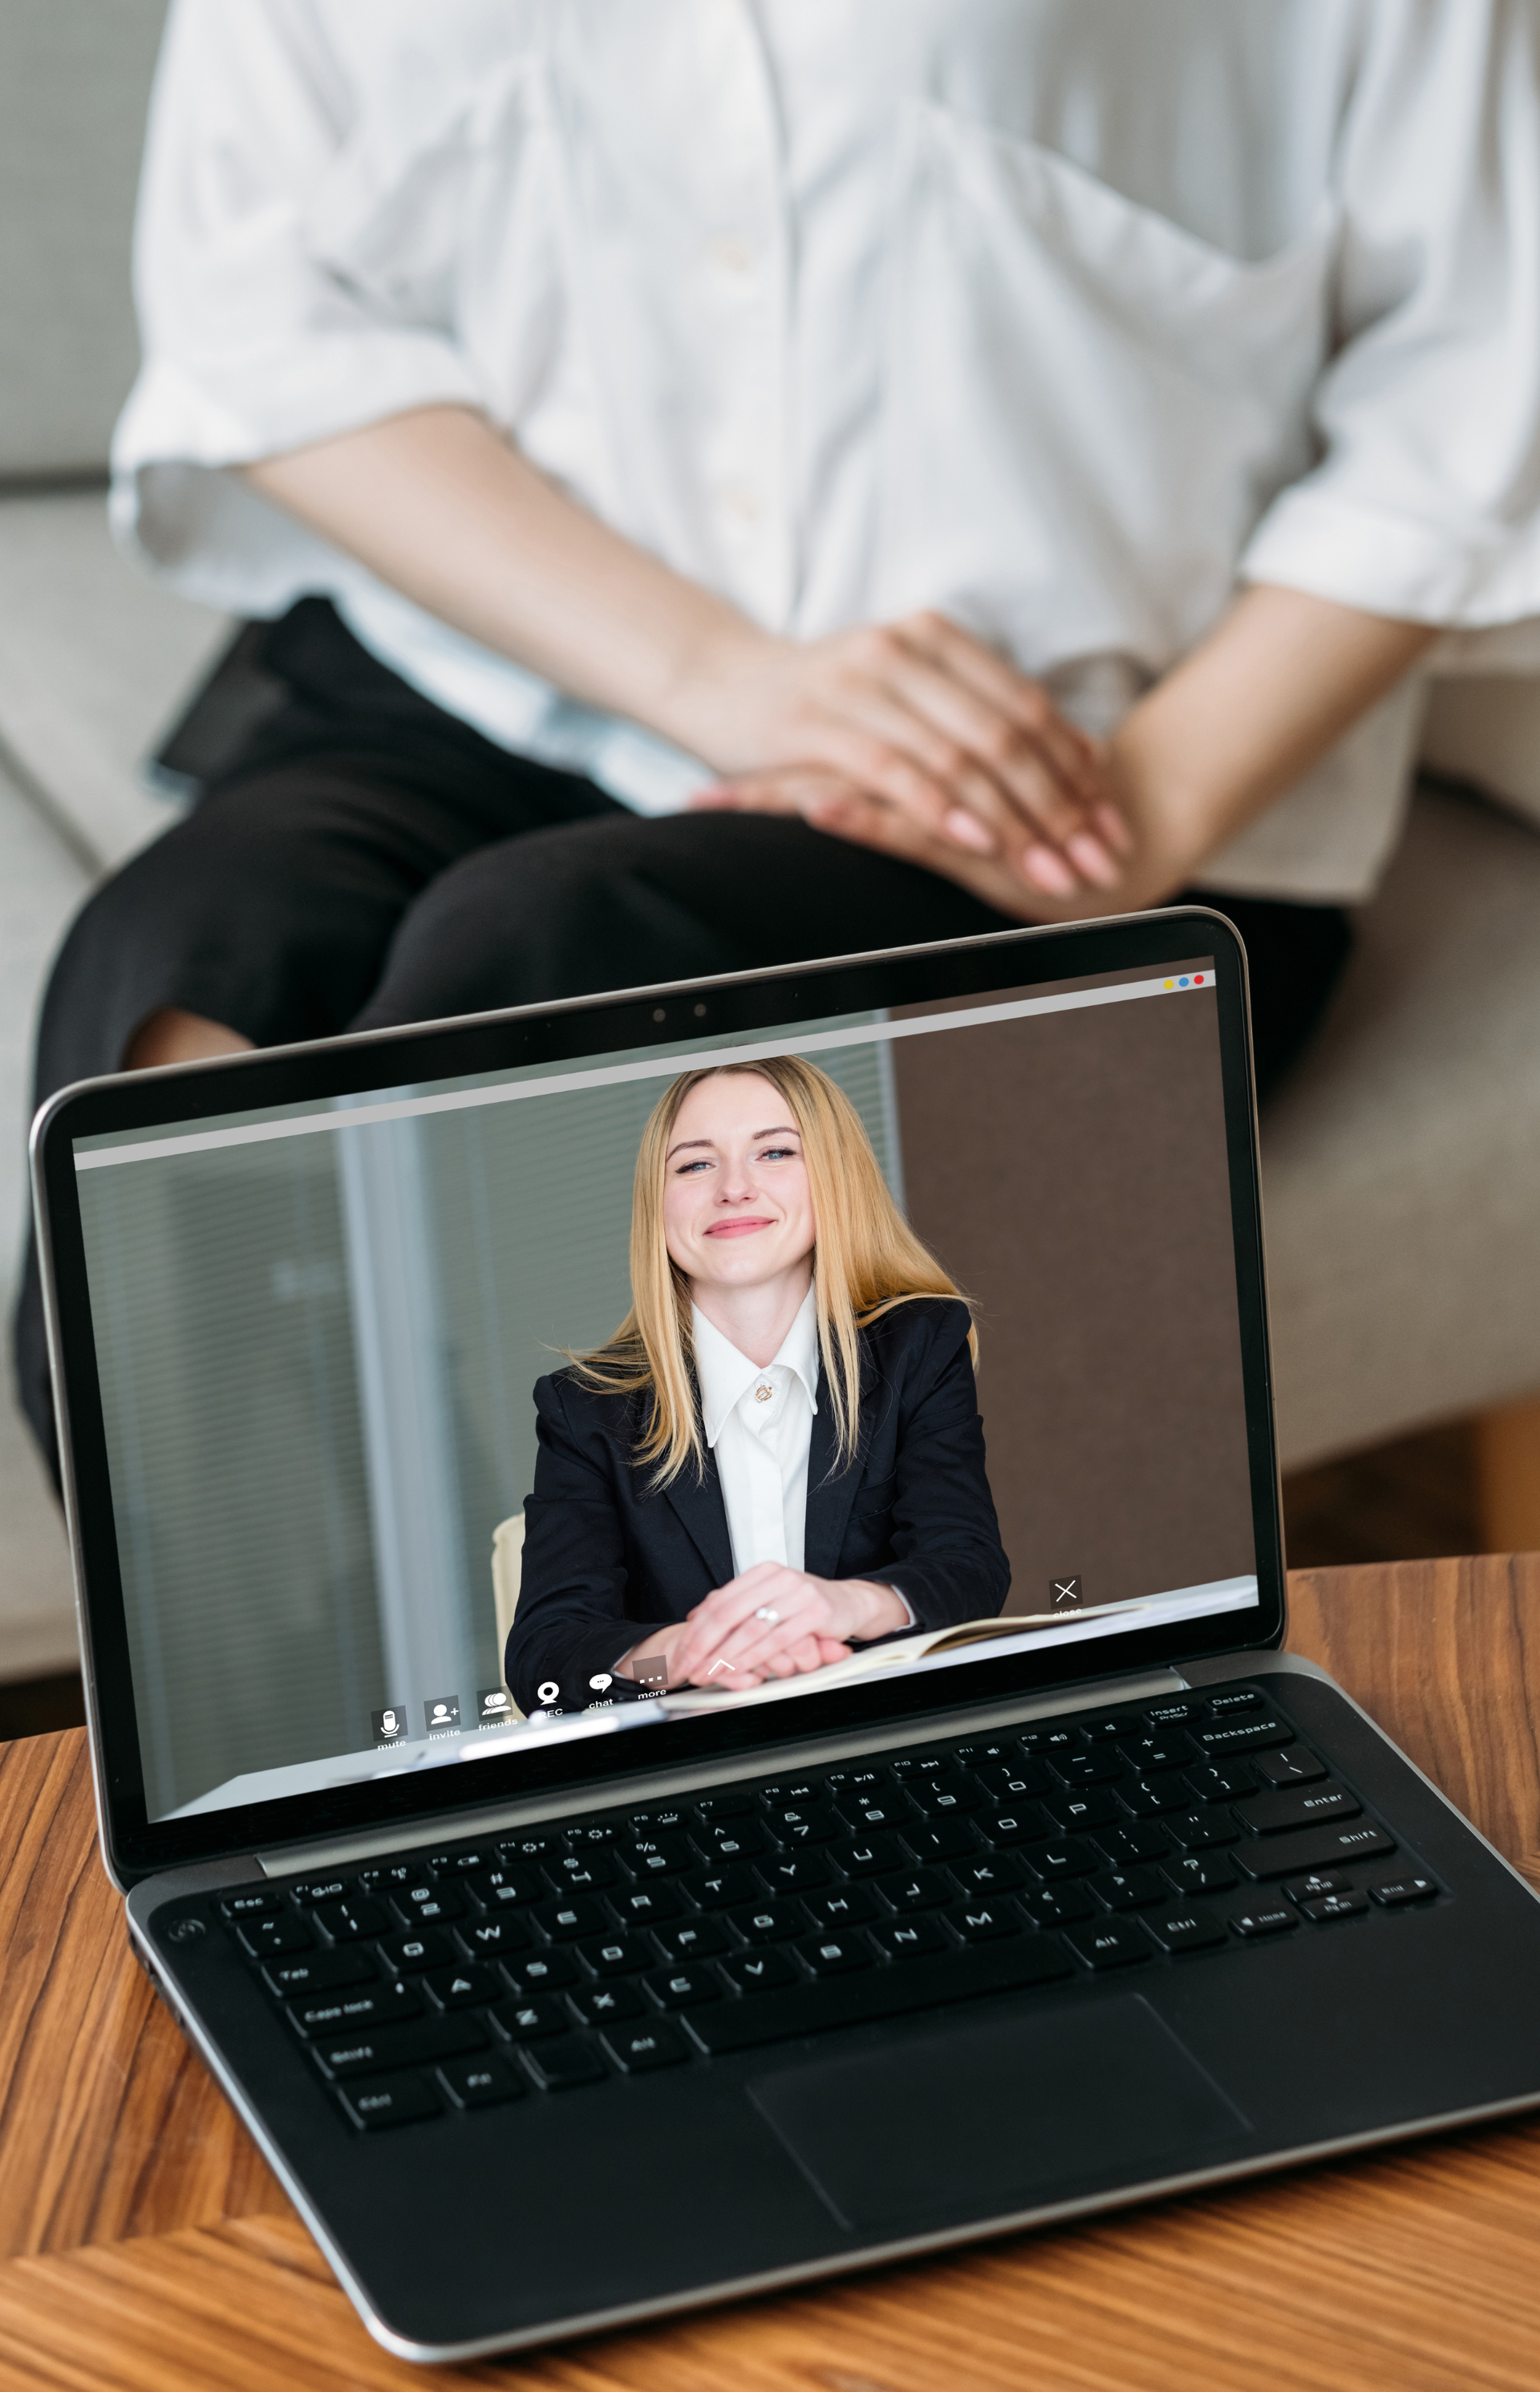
[652,1007,666,1022]
[694,1003,707,1016]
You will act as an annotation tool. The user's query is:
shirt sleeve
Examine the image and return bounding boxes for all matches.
[116,0,484,479]
[1242,0,1540,626]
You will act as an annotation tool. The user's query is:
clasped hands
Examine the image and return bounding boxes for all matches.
[622,1561,912,1691]
[673,610,1136,916]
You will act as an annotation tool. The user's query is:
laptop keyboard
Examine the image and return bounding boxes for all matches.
[199,1685,1439,2131]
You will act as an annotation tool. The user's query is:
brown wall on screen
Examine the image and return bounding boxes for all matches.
[890,987,1255,1614]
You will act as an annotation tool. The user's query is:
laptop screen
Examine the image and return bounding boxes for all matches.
[45,918,1279,1868]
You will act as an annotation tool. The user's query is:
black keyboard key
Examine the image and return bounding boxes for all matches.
[564,1822,622,1848]
[1042,1790,1119,1834]
[756,1779,824,1809]
[1207,1689,1265,1714]
[1300,1891,1370,1923]
[731,1899,809,1943]
[1242,1784,1361,1837]
[874,1868,950,1913]
[1141,1701,1201,1728]
[687,1932,1073,2054]
[971,1761,1052,1802]
[391,1883,464,1928]
[950,1852,1026,1898]
[1144,1904,1227,1955]
[567,1981,643,2026]
[424,1963,499,2010]
[542,1853,618,1894]
[1016,1728,1078,1757]
[1021,1883,1095,1928]
[901,1821,976,1866]
[1064,1918,1152,1971]
[1252,1745,1327,1790]
[1047,1751,1125,1787]
[975,1806,1050,1849]
[796,1932,873,1976]
[357,1864,416,1894]
[1096,1823,1170,1867]
[1194,1716,1293,1756]
[1162,1854,1237,1897]
[287,1878,356,1909]
[523,2037,607,2092]
[311,2013,486,2080]
[693,1791,756,1820]
[687,1866,757,1912]
[833,1798,914,1835]
[1032,1841,1099,1881]
[489,1994,569,2042]
[466,1865,543,1909]
[872,1916,949,1961]
[646,1965,723,2009]
[1126,1732,1198,1772]
[1166,1806,1239,1851]
[945,1899,1020,1943]
[1230,1903,1299,1938]
[338,2073,441,2131]
[804,1886,877,1930]
[456,1916,531,1963]
[906,1777,979,1818]
[261,1948,379,2000]
[378,1929,455,1976]
[608,1883,684,1928]
[1369,1876,1438,1908]
[237,1914,313,1960]
[721,1948,798,1993]
[836,1831,906,1878]
[622,1833,695,1877]
[756,1852,833,1895]
[506,1950,576,1994]
[1184,1762,1258,1804]
[219,1889,282,1920]
[602,2022,687,2072]
[431,1847,500,1872]
[651,1917,728,1962]
[1078,1715,1138,1743]
[1232,1823,1394,1881]
[315,1896,389,1943]
[1091,1867,1166,1910]
[630,1806,691,1835]
[286,1981,422,2038]
[1282,1870,1353,1901]
[536,1896,608,1942]
[698,1822,765,1861]
[578,1932,652,1976]
[1116,1775,1192,1818]
[497,1834,559,1866]
[772,1805,839,1844]
[439,2054,526,2109]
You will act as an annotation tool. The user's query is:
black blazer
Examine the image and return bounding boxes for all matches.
[506,1296,1010,1716]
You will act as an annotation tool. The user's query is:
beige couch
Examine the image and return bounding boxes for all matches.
[4,0,1540,1559]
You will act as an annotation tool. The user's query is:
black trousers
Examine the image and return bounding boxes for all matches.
[16,599,1353,1478]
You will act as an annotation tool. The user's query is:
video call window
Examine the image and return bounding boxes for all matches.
[71,960,1254,1822]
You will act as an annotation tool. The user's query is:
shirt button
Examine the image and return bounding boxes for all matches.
[755,1384,774,1404]
[709,234,755,278]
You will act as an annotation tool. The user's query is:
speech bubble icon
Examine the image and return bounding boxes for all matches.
[537,1681,559,1705]
[589,1672,614,1693]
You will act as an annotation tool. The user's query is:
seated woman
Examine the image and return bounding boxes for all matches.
[506,1057,1009,1716]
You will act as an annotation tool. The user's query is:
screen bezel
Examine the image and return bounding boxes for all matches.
[33,908,1284,1886]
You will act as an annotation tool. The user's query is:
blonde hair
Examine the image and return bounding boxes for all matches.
[569,1056,974,1486]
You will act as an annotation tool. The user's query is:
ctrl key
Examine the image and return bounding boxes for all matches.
[338,2072,441,2132]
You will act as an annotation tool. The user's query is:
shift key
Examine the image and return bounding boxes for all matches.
[310,2013,486,2080]
[1232,1821,1394,1881]
[1239,1783,1361,1837]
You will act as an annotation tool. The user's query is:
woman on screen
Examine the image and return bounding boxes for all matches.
[506,1057,1009,1714]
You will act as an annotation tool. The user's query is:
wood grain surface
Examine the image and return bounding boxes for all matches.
[0,1556,1537,2392]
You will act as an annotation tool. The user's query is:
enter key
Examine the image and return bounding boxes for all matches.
[1240,1782,1362,1836]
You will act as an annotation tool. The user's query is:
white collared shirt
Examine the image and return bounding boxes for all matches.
[115,2,1540,902]
[692,1291,821,1579]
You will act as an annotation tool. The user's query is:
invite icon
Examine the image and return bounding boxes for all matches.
[424,1694,460,1733]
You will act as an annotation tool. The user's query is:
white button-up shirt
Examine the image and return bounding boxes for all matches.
[692,1292,821,1578]
[116,1,1540,900]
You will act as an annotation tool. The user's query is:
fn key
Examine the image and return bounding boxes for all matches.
[338,2072,441,2131]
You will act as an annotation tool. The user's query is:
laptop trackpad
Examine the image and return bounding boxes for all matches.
[748,1997,1248,2230]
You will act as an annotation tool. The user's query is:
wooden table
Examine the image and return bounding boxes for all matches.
[2,1556,1539,2392]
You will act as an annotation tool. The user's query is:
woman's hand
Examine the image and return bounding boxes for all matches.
[675,612,1130,901]
[661,1561,912,1689]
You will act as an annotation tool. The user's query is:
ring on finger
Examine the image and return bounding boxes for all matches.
[753,1606,780,1624]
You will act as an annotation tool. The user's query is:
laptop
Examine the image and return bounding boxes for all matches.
[30,907,1540,2363]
